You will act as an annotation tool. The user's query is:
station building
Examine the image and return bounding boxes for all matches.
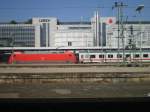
[0,12,150,49]
[31,13,116,48]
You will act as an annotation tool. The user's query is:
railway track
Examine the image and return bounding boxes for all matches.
[0,71,149,78]
[0,63,118,68]
[0,62,150,68]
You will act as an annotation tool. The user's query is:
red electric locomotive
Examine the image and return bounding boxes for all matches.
[8,51,77,64]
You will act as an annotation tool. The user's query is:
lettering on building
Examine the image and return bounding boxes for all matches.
[39,19,50,22]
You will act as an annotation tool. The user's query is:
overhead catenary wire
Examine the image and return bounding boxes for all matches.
[0,6,149,10]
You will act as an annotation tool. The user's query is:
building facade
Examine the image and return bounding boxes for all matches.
[106,22,150,49]
[32,17,57,47]
[0,12,150,49]
[31,13,116,48]
[54,22,93,47]
[0,24,40,47]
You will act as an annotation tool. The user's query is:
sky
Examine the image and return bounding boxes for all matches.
[0,0,149,22]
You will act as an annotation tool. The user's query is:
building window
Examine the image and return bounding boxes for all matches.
[68,41,72,46]
[143,54,148,58]
[108,54,113,58]
[68,27,91,30]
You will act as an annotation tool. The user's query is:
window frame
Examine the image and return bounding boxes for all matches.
[108,54,113,58]
[90,55,96,58]
[143,54,149,58]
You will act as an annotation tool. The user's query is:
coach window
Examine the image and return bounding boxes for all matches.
[81,55,84,58]
[85,54,89,58]
[134,54,140,58]
[117,54,122,58]
[108,54,113,58]
[90,55,95,58]
[126,54,130,58]
[99,54,104,58]
[143,54,148,58]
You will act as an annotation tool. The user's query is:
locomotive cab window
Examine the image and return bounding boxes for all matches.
[90,55,95,58]
[108,54,113,58]
[143,54,148,58]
